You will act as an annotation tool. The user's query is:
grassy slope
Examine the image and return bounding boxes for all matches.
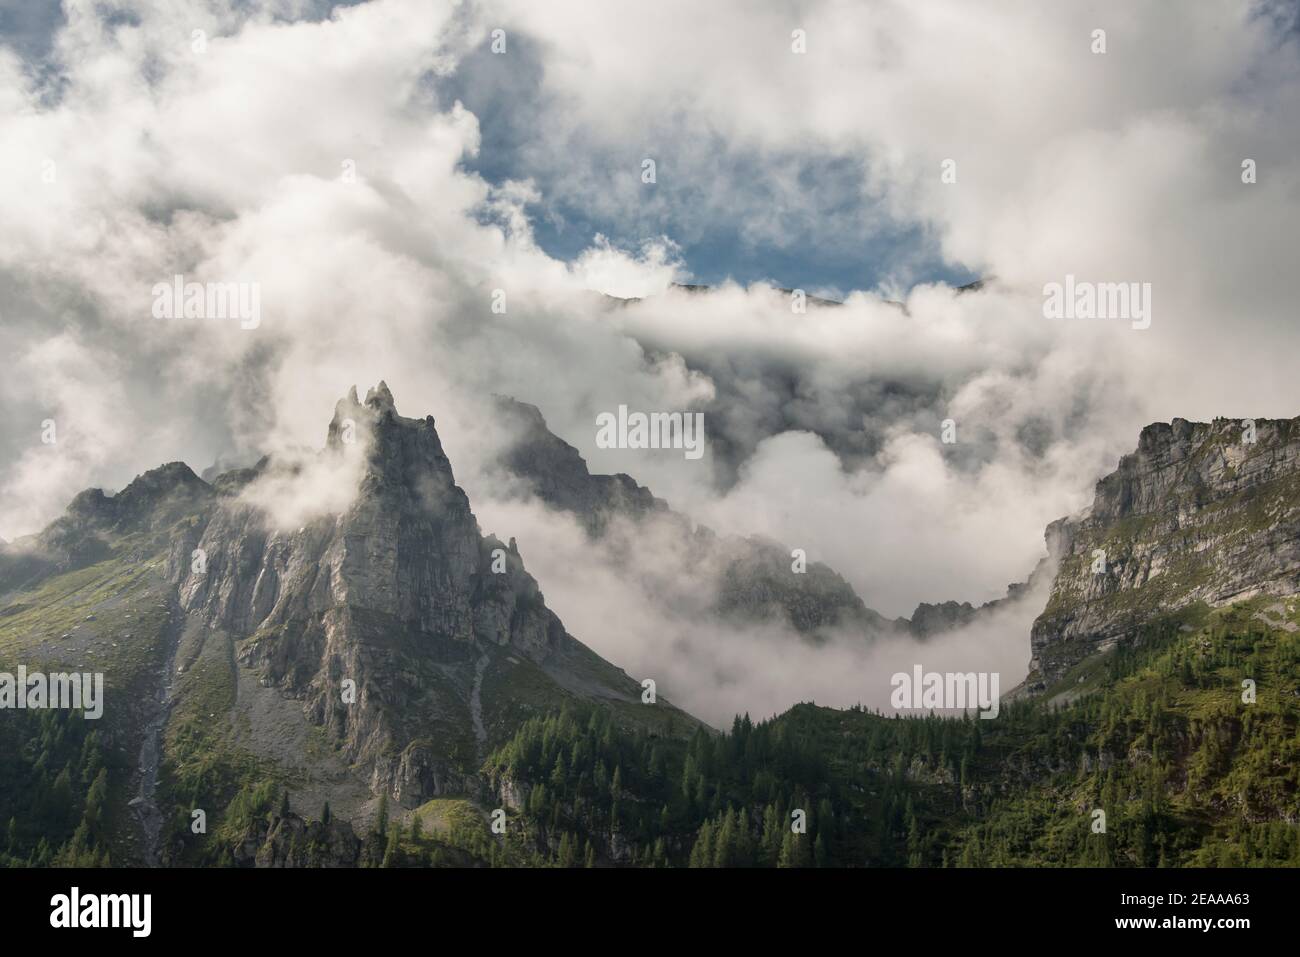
[0,545,175,865]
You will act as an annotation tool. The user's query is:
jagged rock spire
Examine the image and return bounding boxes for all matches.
[365,380,395,412]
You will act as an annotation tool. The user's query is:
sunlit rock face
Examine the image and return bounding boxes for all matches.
[1027,416,1300,688]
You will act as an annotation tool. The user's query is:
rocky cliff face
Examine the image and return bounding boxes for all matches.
[163,384,693,808]
[1026,416,1300,689]
[492,395,898,640]
[232,811,362,868]
[493,396,670,536]
[1,384,699,858]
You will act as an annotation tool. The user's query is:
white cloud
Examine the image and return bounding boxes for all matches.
[0,0,1297,718]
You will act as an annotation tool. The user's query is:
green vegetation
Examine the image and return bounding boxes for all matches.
[0,707,114,867]
[4,508,1296,868]
[0,544,176,869]
[0,549,168,692]
[478,601,1300,867]
[372,797,500,867]
[481,701,923,867]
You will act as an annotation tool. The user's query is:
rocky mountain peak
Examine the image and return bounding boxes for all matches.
[492,394,667,535]
[326,384,460,503]
[490,394,907,639]
[365,380,395,411]
[112,461,210,520]
[159,383,689,809]
[65,461,209,527]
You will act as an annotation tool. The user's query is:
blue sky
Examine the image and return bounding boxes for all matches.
[438,34,977,297]
[0,0,975,297]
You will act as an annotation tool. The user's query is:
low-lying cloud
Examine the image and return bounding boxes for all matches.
[1,1,1297,719]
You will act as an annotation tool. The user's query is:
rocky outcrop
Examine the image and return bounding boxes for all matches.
[5,384,700,836]
[494,396,669,536]
[906,568,1051,641]
[231,810,362,868]
[160,383,683,807]
[0,462,213,591]
[492,395,898,640]
[1026,416,1300,688]
[907,600,979,638]
[711,535,897,636]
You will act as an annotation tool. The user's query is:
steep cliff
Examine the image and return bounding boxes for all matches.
[0,384,700,865]
[1026,416,1300,691]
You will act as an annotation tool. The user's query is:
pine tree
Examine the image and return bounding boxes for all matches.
[689,820,715,868]
[558,831,577,867]
[761,805,781,866]
[777,831,796,868]
[652,837,667,868]
[713,812,736,868]
[551,753,568,790]
[729,808,753,867]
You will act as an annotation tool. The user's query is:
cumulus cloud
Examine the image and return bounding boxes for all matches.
[0,331,132,536]
[1,0,1297,717]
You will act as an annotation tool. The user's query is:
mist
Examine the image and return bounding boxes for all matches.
[2,0,1297,721]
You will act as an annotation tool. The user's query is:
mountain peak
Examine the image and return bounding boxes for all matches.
[157,382,697,812]
[365,380,395,413]
[64,461,209,531]
[492,394,666,535]
[330,382,427,450]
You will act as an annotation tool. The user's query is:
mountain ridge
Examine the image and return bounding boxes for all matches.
[4,395,1299,868]
[0,383,703,865]
[490,393,1034,642]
